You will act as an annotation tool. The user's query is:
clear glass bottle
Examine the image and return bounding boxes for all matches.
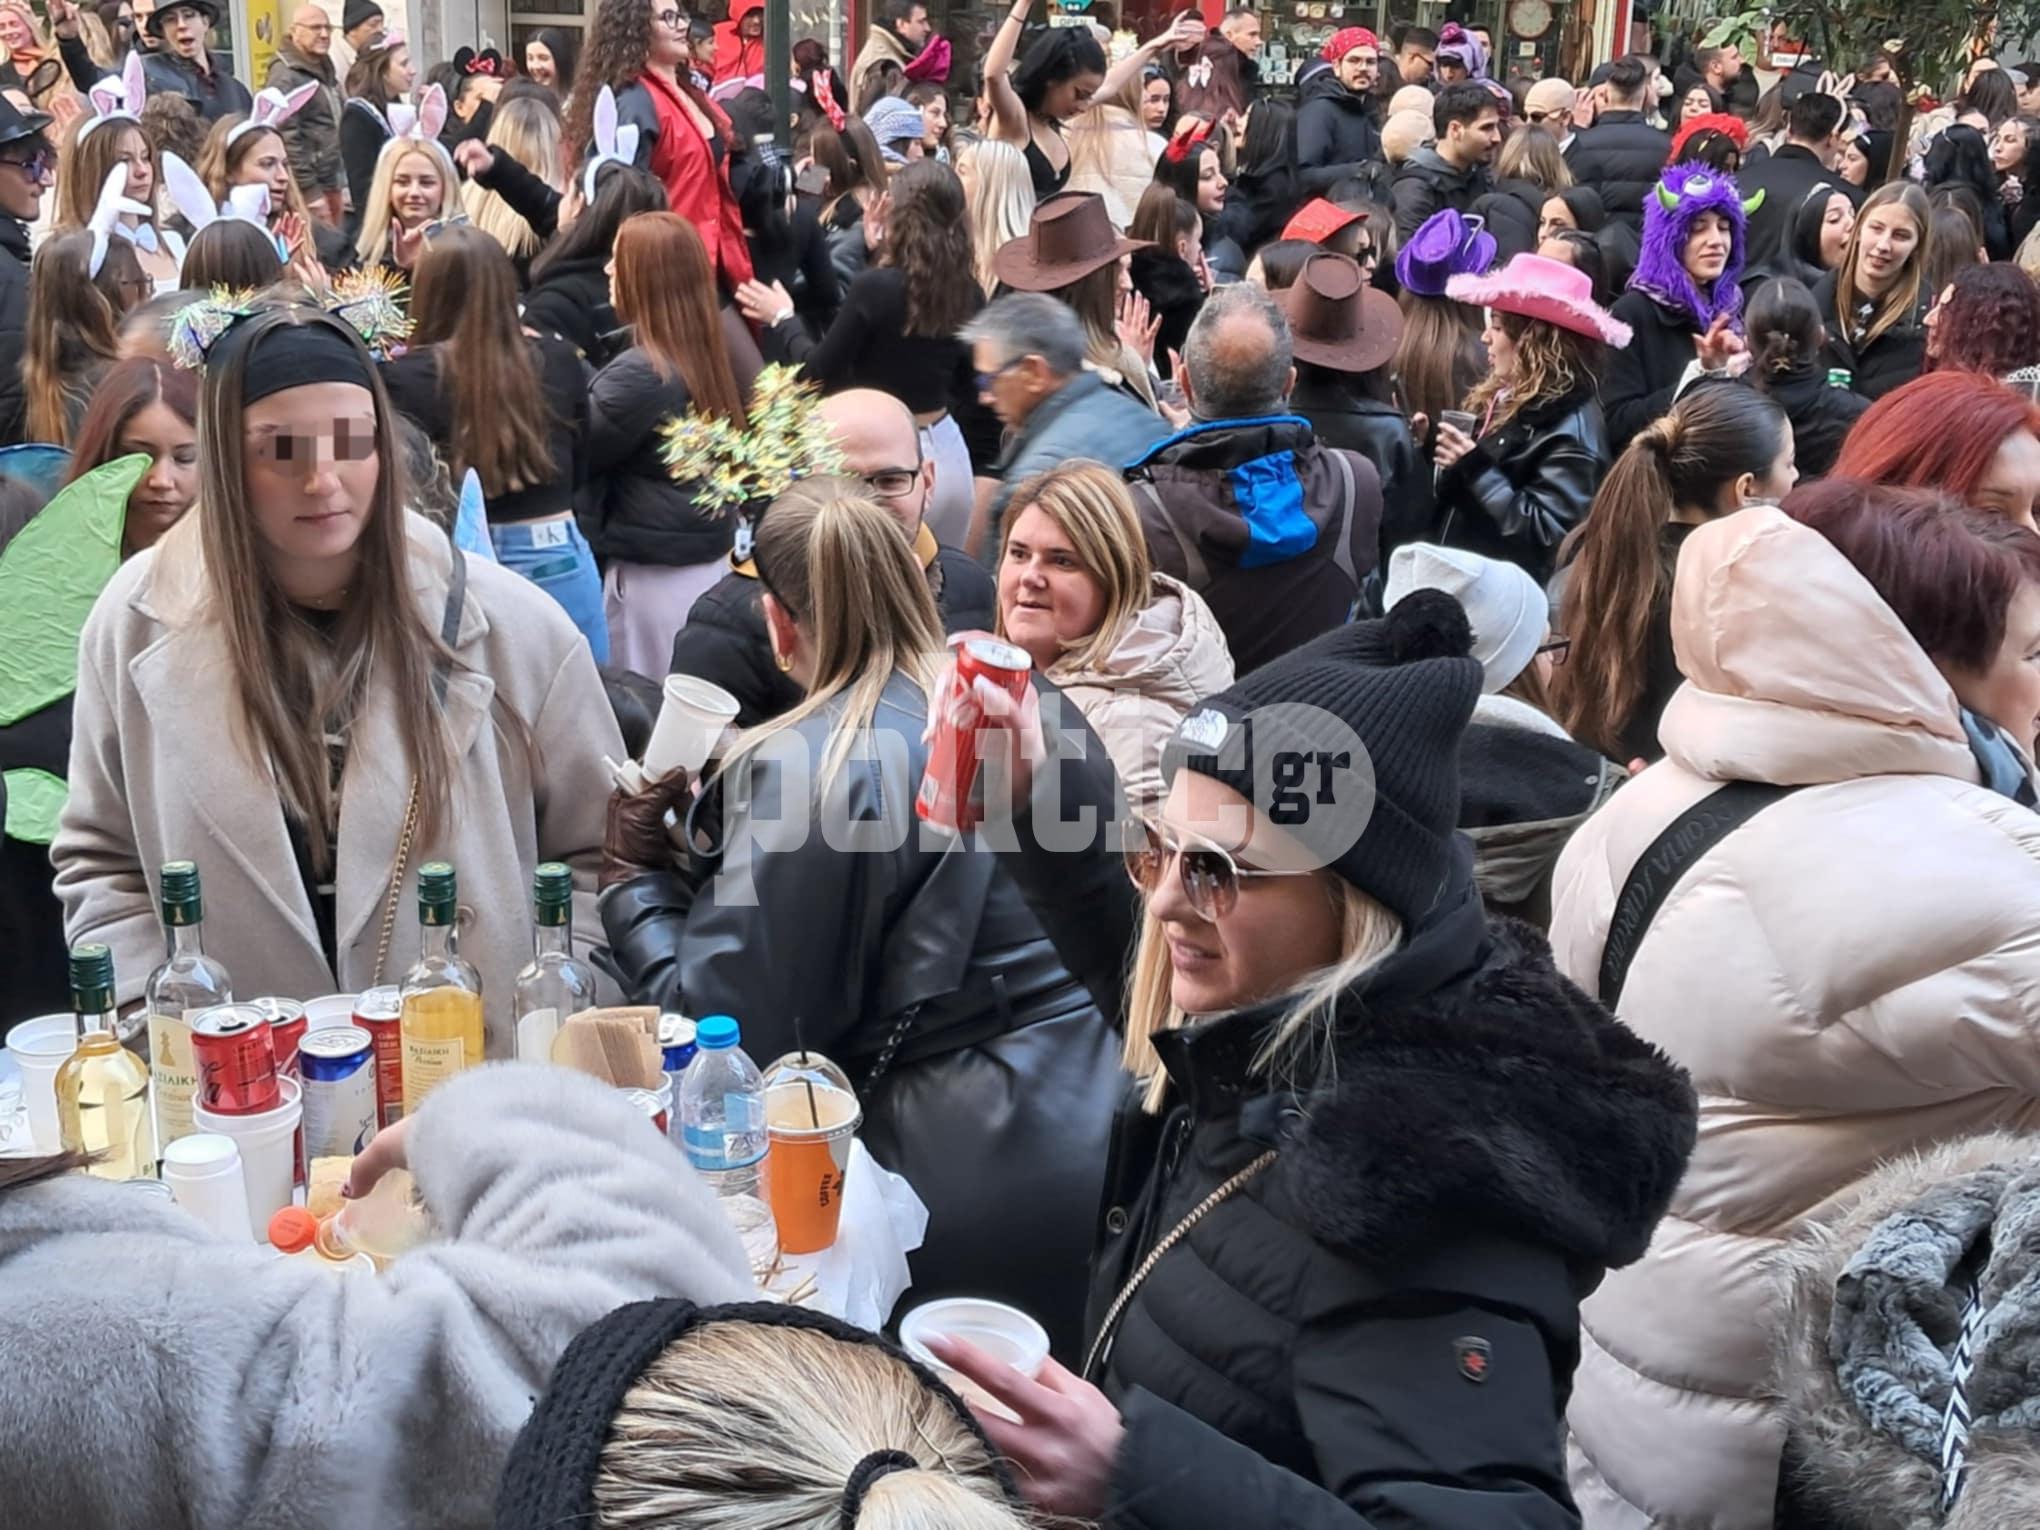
[398,862,484,1114]
[142,860,232,1156]
[56,944,157,1180]
[512,862,596,1063]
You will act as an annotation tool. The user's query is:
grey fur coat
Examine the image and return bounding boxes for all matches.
[0,1063,753,1529]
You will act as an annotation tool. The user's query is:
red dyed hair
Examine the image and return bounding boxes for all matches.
[1786,477,2040,671]
[1669,111,1750,162]
[1832,371,2040,504]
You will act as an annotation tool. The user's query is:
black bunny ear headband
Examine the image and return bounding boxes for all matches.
[492,1298,1022,1530]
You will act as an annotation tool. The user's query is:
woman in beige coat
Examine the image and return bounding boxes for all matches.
[52,301,620,1055]
[994,459,1233,810]
[1549,486,2040,1529]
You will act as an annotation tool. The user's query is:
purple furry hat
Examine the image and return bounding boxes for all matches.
[1630,161,1763,331]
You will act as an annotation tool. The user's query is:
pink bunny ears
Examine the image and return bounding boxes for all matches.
[386,83,448,143]
[227,80,319,147]
[77,52,146,144]
[581,85,641,201]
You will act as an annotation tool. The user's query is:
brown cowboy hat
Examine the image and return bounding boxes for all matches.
[992,192,1148,292]
[1284,251,1404,374]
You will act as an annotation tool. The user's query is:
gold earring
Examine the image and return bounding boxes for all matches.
[773,647,793,673]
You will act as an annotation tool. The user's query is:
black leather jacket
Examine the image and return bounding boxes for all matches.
[598,671,1124,1356]
[1434,385,1611,583]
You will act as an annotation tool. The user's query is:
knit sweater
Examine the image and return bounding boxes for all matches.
[0,1063,753,1530]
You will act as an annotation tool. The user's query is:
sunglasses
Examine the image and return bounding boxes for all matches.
[0,150,50,181]
[1122,817,1313,921]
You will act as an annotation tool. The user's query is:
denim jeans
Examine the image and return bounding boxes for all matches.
[489,517,609,665]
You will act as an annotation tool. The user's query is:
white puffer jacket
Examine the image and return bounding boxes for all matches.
[1549,507,2040,1528]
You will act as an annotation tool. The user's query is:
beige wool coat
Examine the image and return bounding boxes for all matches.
[52,514,622,1052]
[1549,507,2040,1528]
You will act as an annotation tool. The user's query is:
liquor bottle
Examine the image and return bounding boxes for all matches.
[142,860,233,1154]
[512,862,596,1063]
[398,862,484,1114]
[56,944,157,1179]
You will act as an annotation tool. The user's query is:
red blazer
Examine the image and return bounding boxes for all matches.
[640,68,755,287]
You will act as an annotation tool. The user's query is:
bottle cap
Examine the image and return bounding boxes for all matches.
[69,942,114,998]
[418,862,458,924]
[159,860,202,921]
[268,1206,319,1253]
[532,862,573,923]
[696,1014,740,1050]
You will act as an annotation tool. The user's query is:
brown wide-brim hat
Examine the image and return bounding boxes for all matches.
[1285,251,1404,374]
[993,191,1148,292]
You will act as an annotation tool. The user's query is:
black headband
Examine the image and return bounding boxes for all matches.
[491,1298,1018,1530]
[217,317,379,406]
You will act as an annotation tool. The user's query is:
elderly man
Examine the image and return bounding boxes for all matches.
[267,5,344,222]
[1121,284,1381,672]
[963,293,1171,566]
[332,0,382,78]
[669,390,995,726]
[140,0,250,120]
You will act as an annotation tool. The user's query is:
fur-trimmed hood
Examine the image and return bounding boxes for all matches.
[1769,1133,2040,1529]
[1632,160,1755,331]
[1276,902,1697,1271]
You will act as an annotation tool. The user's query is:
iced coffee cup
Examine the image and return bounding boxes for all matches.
[763,1050,860,1254]
[643,675,741,781]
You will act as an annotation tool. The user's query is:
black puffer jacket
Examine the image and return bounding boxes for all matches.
[1474,176,1546,262]
[1288,368,1428,555]
[1434,384,1612,583]
[582,349,734,568]
[599,672,1124,1357]
[999,772,1696,1530]
[1390,146,1493,241]
[141,50,252,121]
[1458,699,1621,928]
[1563,111,1669,233]
[1811,267,1929,401]
[522,255,628,367]
[1602,289,1698,451]
[1295,69,1384,196]
[1756,359,1870,478]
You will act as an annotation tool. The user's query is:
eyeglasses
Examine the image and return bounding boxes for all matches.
[1537,636,1571,665]
[654,8,682,26]
[975,356,1025,392]
[1121,817,1314,922]
[0,151,51,182]
[862,461,923,499]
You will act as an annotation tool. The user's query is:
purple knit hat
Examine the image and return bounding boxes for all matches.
[1630,161,1764,331]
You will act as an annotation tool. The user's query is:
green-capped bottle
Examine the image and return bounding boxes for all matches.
[57,944,157,1179]
[397,863,484,1115]
[513,863,596,1064]
[143,861,233,1154]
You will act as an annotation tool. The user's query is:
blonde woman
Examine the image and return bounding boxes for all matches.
[931,590,1694,1525]
[460,94,561,272]
[994,460,1232,810]
[1812,180,1932,398]
[957,135,1033,297]
[498,1300,1032,1530]
[600,476,1119,1358]
[354,131,460,271]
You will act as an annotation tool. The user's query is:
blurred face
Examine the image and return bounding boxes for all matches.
[1681,86,1713,124]
[1192,146,1226,213]
[740,9,761,37]
[1681,209,1733,284]
[389,147,444,226]
[898,5,931,47]
[1042,69,1103,121]
[1146,770,1345,1016]
[1944,583,2040,756]
[1538,194,1576,242]
[119,398,199,553]
[236,130,291,208]
[1974,429,2040,531]
[290,8,331,57]
[1855,202,1920,295]
[1221,14,1261,55]
[1818,192,1854,269]
[1337,44,1378,92]
[998,503,1107,671]
[1537,233,1580,269]
[1994,118,2028,173]
[242,381,379,588]
[920,94,948,144]
[113,126,153,206]
[1141,76,1171,129]
[385,44,416,95]
[524,39,556,85]
[974,340,1049,428]
[1398,44,1432,84]
[1713,44,1743,81]
[161,3,206,58]
[1482,309,1516,380]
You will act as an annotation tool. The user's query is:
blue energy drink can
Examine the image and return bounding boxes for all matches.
[300,1026,379,1161]
[659,1014,698,1075]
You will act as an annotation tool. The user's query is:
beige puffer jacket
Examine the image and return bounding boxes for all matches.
[1548,507,2040,1529]
[1048,572,1234,811]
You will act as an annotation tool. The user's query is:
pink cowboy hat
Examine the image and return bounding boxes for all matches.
[1445,253,1633,347]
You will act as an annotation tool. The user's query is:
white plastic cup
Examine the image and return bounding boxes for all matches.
[643,675,741,779]
[161,1132,258,1243]
[898,1297,1051,1422]
[4,1015,77,1151]
[193,1075,302,1239]
[302,994,357,1031]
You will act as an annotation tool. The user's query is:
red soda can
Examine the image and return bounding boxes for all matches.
[253,998,308,1078]
[915,636,1033,833]
[191,1004,280,1116]
[353,984,405,1129]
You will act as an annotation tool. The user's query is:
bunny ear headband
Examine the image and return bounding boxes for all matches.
[162,149,288,262]
[227,80,319,147]
[77,51,146,143]
[85,162,148,277]
[167,266,414,372]
[582,84,642,200]
[385,81,448,142]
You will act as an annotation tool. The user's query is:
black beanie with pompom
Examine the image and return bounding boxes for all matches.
[1161,591,1483,930]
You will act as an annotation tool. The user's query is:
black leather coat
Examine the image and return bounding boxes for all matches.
[1288,370,1429,556]
[1433,384,1611,583]
[598,672,1123,1356]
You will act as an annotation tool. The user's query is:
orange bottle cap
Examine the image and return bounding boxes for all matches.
[268,1205,319,1252]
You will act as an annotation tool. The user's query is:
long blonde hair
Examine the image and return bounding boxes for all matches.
[994,460,1152,674]
[1835,181,1931,348]
[1124,873,1403,1111]
[961,138,1034,295]
[725,477,945,796]
[354,137,461,266]
[461,96,562,262]
[593,1319,1031,1530]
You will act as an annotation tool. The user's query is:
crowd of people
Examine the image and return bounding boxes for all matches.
[3,3,2040,1528]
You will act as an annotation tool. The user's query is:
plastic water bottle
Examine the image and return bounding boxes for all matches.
[677,1014,778,1274]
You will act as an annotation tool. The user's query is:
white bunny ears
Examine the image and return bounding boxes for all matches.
[582,85,641,201]
[161,150,286,268]
[227,80,319,148]
[85,163,149,278]
[386,83,448,144]
[77,52,146,144]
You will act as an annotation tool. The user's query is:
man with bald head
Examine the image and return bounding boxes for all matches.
[266,3,344,222]
[1523,77,1578,155]
[668,389,996,724]
[1121,283,1383,671]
